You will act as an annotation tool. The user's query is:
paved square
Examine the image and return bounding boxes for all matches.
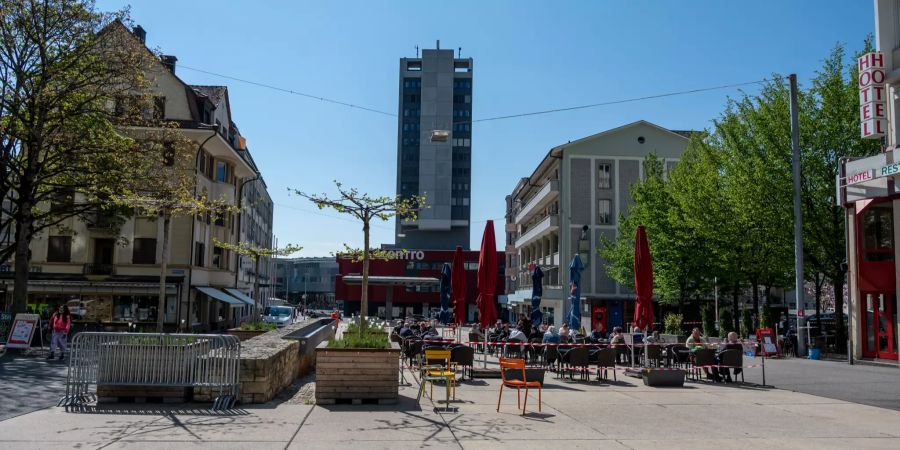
[2,359,899,449]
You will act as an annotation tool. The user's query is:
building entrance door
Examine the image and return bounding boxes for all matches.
[862,293,898,360]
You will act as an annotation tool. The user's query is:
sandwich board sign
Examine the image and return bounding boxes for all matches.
[6,313,39,349]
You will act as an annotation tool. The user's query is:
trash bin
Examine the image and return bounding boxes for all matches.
[808,347,821,360]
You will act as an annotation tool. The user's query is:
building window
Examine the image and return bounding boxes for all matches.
[215,161,226,182]
[47,236,72,262]
[213,246,225,269]
[598,199,612,225]
[133,238,157,264]
[598,163,612,189]
[195,242,205,267]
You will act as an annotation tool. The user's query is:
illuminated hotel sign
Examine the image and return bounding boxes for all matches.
[858,52,887,139]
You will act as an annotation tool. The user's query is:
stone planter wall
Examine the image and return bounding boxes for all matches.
[227,329,268,342]
[196,318,335,404]
[315,341,400,404]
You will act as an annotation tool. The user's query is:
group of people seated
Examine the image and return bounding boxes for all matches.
[394,319,439,340]
[683,327,744,383]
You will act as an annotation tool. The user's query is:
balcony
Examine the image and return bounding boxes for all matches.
[514,214,559,249]
[514,179,559,225]
[84,263,115,276]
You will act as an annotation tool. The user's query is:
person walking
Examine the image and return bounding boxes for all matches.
[48,305,71,360]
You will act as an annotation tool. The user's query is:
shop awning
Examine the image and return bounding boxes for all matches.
[224,288,256,306]
[196,287,243,307]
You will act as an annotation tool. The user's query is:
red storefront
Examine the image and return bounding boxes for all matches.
[334,249,505,321]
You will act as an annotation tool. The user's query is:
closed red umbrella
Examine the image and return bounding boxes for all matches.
[451,246,467,325]
[476,221,498,328]
[633,225,654,331]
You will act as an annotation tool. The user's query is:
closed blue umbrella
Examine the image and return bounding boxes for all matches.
[530,266,544,326]
[439,263,452,324]
[567,255,584,330]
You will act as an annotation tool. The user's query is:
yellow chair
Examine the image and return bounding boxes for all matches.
[416,349,457,410]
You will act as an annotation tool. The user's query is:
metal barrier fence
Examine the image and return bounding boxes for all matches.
[58,332,241,410]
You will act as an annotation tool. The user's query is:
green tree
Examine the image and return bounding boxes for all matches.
[800,41,881,349]
[295,181,425,334]
[213,240,302,318]
[740,308,754,339]
[701,303,716,338]
[718,308,734,338]
[1,1,158,314]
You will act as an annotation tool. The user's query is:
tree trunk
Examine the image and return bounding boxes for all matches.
[254,257,261,319]
[11,203,33,315]
[833,273,846,353]
[752,281,760,329]
[157,213,171,333]
[732,281,740,332]
[361,218,370,336]
[814,273,822,337]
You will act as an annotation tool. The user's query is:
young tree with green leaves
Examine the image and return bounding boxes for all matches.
[295,181,425,334]
[1,1,159,314]
[213,240,302,318]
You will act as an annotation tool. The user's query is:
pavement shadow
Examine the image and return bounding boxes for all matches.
[317,394,425,412]
[65,404,250,416]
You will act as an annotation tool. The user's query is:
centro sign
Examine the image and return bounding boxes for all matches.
[385,250,425,261]
[858,52,887,139]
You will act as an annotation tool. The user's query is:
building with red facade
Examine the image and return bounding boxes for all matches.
[334,249,505,321]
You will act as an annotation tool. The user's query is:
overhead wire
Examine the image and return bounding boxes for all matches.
[179,63,768,124]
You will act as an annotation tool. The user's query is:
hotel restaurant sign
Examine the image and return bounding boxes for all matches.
[859,52,887,139]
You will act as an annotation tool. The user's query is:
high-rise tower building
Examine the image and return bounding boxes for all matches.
[395,44,472,250]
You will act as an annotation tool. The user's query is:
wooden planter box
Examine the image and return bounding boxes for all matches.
[315,341,400,405]
[227,328,268,342]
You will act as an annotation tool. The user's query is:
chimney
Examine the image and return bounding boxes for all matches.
[160,55,177,74]
[132,25,146,44]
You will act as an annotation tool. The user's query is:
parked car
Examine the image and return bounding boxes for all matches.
[262,305,295,328]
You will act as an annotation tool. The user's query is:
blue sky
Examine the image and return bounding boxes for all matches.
[98,0,875,257]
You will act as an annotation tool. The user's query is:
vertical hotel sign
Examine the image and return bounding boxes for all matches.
[859,52,886,139]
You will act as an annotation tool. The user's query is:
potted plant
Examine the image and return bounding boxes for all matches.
[227,321,276,341]
[314,322,401,404]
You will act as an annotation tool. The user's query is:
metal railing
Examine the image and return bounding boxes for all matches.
[58,332,241,410]
[83,263,115,275]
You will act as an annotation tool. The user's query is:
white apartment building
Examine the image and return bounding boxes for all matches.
[505,121,689,330]
[0,23,273,332]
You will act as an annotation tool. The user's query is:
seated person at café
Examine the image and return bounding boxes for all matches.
[559,323,571,342]
[470,323,485,340]
[685,327,707,350]
[609,327,627,363]
[507,325,528,354]
[399,322,415,338]
[715,331,743,383]
[644,330,661,344]
[542,326,560,344]
[590,327,605,341]
[686,327,713,379]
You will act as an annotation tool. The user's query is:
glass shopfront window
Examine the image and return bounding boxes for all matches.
[113,295,159,322]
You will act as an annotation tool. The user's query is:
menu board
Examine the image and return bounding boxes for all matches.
[6,313,39,349]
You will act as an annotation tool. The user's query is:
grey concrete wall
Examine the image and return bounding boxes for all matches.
[570,158,592,225]
[594,228,618,294]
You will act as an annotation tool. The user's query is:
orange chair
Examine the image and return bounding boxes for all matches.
[497,358,541,415]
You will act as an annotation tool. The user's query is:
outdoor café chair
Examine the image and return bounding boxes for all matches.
[544,345,560,373]
[498,358,541,416]
[718,349,745,383]
[645,344,663,367]
[593,347,617,382]
[468,332,484,353]
[565,346,590,381]
[450,345,475,380]
[417,349,457,410]
[668,344,690,368]
[691,348,717,382]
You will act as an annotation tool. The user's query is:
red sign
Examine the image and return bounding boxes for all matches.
[859,52,887,139]
[797,309,805,317]
[847,169,875,186]
[756,327,779,357]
